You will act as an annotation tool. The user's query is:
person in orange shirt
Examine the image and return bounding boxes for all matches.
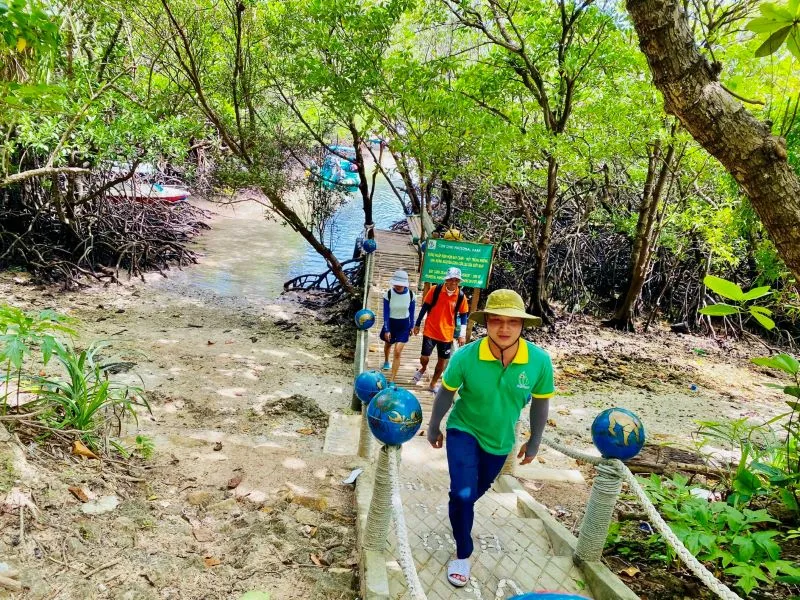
[412,267,470,393]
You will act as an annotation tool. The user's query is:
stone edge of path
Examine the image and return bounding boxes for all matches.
[495,474,640,600]
[352,460,640,600]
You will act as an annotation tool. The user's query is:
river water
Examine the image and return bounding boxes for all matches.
[158,171,406,303]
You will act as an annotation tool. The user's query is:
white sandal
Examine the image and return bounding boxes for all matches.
[447,558,470,587]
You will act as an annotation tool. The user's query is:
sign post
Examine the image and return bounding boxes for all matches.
[420,239,494,343]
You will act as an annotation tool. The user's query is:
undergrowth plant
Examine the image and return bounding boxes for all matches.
[31,342,149,449]
[0,304,150,456]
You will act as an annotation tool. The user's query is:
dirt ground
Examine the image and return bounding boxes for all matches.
[0,200,794,599]
[0,204,361,600]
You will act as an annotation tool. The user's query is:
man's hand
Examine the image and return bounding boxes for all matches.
[429,431,444,449]
[517,442,535,465]
[457,336,466,345]
[413,326,420,336]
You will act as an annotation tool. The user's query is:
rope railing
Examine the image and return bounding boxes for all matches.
[353,232,741,600]
[540,436,744,600]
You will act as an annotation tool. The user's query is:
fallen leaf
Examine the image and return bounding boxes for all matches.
[620,566,640,577]
[310,553,328,567]
[546,419,557,428]
[147,495,159,501]
[71,440,99,459]
[296,427,314,435]
[557,409,571,415]
[227,475,243,489]
[193,528,214,542]
[203,556,221,567]
[68,487,89,502]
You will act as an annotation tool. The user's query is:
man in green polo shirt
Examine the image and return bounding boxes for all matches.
[426,288,554,588]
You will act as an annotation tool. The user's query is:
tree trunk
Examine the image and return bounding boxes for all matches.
[627,0,800,284]
[441,180,453,226]
[387,148,421,214]
[528,155,558,322]
[264,188,356,296]
[605,141,675,330]
[348,121,373,239]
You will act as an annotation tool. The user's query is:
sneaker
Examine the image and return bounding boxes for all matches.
[382,361,390,370]
[412,369,424,383]
[430,384,441,395]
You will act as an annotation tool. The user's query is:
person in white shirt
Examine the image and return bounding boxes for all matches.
[380,270,416,384]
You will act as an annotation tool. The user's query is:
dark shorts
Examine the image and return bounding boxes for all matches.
[421,335,453,359]
[380,318,411,344]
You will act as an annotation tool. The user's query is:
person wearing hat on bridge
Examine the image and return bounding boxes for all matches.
[412,266,470,394]
[426,289,554,588]
[379,270,416,384]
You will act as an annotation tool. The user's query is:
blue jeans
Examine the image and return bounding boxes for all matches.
[446,428,508,559]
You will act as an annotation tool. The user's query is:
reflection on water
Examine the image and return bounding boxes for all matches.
[159,200,306,301]
[287,175,407,278]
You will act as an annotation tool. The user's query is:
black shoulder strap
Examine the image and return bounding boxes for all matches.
[454,290,465,322]
[387,288,391,302]
[431,283,443,306]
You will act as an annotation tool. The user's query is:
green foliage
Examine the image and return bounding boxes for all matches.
[32,342,149,448]
[747,2,800,60]
[699,275,776,329]
[637,473,799,595]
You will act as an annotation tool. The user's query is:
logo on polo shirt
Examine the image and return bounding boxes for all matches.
[517,372,530,389]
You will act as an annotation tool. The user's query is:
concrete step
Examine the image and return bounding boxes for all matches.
[397,488,525,523]
[386,514,587,599]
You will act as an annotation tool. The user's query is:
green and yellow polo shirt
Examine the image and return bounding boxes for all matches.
[441,337,555,455]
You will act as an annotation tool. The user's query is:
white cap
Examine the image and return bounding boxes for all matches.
[445,267,462,281]
[390,270,409,287]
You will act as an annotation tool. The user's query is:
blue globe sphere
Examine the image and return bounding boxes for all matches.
[591,407,646,461]
[354,370,388,405]
[419,240,427,253]
[354,308,376,330]
[367,387,423,446]
[511,594,590,600]
[362,239,377,254]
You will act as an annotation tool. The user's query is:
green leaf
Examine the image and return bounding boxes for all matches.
[749,305,773,316]
[751,354,800,375]
[699,304,739,317]
[732,537,755,562]
[787,28,800,60]
[780,489,799,512]
[750,310,776,330]
[785,386,800,398]
[755,25,793,57]
[704,275,744,301]
[741,286,772,301]
[761,3,796,21]
[747,15,789,34]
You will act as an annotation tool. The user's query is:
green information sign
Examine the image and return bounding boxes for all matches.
[421,239,494,288]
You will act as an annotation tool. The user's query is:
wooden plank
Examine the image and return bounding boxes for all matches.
[365,228,440,429]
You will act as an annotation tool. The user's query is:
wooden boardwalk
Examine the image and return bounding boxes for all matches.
[364,229,438,425]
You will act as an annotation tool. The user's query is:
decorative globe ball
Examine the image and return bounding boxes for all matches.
[354,308,376,330]
[510,594,590,600]
[367,387,423,445]
[443,228,463,240]
[419,240,427,253]
[362,239,377,254]
[590,407,646,461]
[354,370,388,405]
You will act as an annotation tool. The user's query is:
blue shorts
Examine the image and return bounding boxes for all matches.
[380,318,411,344]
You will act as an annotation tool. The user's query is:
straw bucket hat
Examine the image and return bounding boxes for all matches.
[468,289,542,328]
